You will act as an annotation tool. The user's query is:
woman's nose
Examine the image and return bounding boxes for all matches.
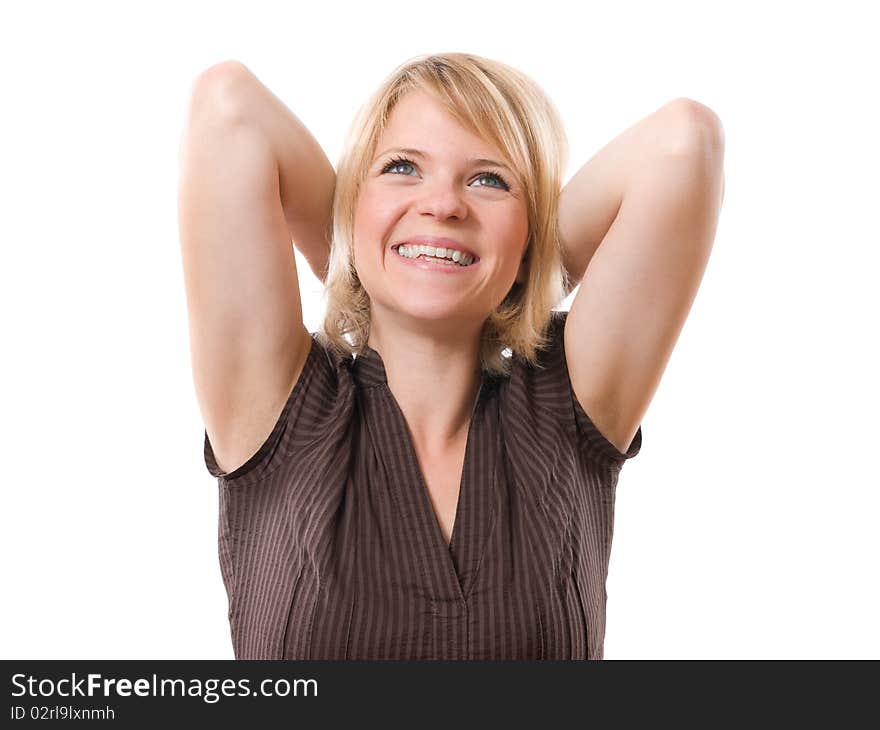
[413,178,469,219]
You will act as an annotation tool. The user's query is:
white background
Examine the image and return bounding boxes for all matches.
[1,0,877,659]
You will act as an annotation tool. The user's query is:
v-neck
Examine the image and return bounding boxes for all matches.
[351,341,497,602]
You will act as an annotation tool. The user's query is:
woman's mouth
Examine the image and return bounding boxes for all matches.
[391,243,480,273]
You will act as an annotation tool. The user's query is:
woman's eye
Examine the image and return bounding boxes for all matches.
[383,159,415,176]
[380,156,510,191]
[473,172,509,189]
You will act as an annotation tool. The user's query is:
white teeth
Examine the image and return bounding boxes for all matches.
[396,243,474,266]
[421,255,458,266]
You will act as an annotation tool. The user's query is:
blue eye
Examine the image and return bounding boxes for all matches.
[380,155,511,191]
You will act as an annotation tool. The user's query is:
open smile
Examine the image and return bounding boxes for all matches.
[390,244,481,274]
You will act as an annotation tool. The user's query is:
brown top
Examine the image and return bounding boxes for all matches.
[204,309,642,659]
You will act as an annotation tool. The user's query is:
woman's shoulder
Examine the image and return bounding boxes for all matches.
[203,328,357,485]
[502,308,641,470]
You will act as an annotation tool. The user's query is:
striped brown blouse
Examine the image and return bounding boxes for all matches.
[204,309,642,659]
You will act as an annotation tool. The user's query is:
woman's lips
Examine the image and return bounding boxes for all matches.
[397,237,479,261]
[391,245,480,273]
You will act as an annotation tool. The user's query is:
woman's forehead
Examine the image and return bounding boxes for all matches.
[381,91,502,155]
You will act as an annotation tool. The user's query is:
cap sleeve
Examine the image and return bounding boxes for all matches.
[203,331,350,485]
[518,309,642,471]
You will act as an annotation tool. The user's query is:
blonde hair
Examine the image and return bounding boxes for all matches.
[320,52,571,376]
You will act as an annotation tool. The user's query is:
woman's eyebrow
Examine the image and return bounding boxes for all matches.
[374,147,514,174]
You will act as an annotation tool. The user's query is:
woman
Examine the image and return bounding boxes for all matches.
[178,53,724,659]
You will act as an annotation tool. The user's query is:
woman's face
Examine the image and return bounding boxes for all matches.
[353,90,530,328]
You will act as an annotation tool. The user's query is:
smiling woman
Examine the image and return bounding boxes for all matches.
[323,53,571,376]
[184,52,650,661]
[354,89,531,349]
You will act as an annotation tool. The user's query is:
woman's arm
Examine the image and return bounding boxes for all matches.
[557,98,721,294]
[559,98,725,454]
[212,61,336,283]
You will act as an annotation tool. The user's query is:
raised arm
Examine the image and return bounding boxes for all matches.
[216,62,336,283]
[558,98,725,454]
[178,60,335,475]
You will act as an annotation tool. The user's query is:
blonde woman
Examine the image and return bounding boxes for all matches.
[178,53,724,660]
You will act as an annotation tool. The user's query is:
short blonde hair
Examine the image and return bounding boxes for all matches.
[320,52,571,376]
